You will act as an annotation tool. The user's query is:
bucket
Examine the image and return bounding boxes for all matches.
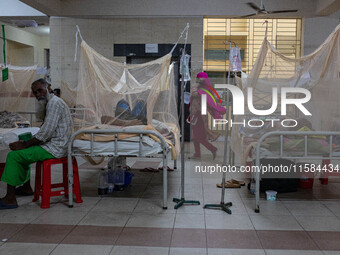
[297,163,314,189]
[299,176,314,189]
[124,171,134,187]
[266,190,277,201]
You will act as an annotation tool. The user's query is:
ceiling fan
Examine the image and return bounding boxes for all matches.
[241,0,298,18]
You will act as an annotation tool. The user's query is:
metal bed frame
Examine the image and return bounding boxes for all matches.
[14,111,38,126]
[67,128,170,209]
[254,131,340,213]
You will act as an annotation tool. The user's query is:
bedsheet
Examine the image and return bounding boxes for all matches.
[0,127,40,150]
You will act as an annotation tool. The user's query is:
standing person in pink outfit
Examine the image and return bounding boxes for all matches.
[188,72,226,159]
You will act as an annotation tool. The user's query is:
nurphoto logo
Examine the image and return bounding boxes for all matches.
[200,84,312,128]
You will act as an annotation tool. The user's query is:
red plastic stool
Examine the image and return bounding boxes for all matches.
[32,157,83,209]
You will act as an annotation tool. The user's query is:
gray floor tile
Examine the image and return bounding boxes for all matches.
[51,244,112,255]
[0,242,57,255]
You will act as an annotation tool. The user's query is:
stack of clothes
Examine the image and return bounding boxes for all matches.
[0,111,27,128]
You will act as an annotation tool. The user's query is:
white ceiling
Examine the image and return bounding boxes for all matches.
[18,0,340,17]
[0,0,45,16]
[0,0,49,35]
[0,0,339,37]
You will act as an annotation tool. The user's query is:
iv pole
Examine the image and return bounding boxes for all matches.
[203,40,236,214]
[173,23,200,209]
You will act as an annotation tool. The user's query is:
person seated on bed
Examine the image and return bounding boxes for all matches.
[0,79,73,210]
[101,99,147,126]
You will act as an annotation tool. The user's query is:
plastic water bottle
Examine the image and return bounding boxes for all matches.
[107,164,115,194]
[114,164,125,191]
[108,183,115,194]
[250,179,256,195]
[98,168,108,195]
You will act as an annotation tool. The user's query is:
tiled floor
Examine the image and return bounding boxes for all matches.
[1,143,340,254]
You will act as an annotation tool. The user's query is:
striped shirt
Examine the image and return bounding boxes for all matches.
[34,93,73,158]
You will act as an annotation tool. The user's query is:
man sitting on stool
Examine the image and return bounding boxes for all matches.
[0,79,73,209]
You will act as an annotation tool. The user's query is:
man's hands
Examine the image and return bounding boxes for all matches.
[9,141,26,151]
[9,137,42,151]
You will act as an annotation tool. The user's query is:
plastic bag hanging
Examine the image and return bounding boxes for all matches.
[229,46,242,72]
[180,54,191,81]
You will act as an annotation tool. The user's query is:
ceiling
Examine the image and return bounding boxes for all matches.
[0,0,339,37]
[18,0,340,18]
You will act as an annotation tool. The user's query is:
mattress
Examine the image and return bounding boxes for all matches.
[73,135,167,156]
[0,127,40,150]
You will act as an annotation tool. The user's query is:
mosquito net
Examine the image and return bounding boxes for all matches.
[74,41,180,155]
[231,24,340,160]
[0,65,37,113]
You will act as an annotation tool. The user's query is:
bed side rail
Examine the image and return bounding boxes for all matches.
[68,128,169,157]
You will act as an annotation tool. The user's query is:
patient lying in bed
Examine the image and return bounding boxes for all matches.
[101,99,147,126]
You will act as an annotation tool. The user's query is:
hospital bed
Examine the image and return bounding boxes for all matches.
[0,127,40,150]
[252,131,340,213]
[67,128,171,209]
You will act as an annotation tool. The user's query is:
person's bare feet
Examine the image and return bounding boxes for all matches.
[21,184,33,194]
[0,196,17,206]
[16,181,33,196]
[212,150,217,160]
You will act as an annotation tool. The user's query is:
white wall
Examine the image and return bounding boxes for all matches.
[50,17,203,89]
[0,22,50,67]
[303,15,340,55]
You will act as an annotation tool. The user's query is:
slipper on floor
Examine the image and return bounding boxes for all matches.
[216,182,241,188]
[139,168,159,173]
[158,166,174,172]
[230,179,245,186]
[15,186,34,196]
[0,200,18,210]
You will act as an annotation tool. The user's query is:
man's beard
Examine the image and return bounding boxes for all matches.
[36,99,47,121]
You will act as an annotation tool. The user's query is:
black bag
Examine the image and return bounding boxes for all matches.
[249,159,299,193]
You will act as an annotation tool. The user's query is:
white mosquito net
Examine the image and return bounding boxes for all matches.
[0,65,37,113]
[231,24,340,160]
[74,41,180,155]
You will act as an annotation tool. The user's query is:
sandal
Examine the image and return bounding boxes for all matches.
[230,179,245,186]
[158,166,174,172]
[216,181,241,188]
[0,200,18,210]
[139,168,159,173]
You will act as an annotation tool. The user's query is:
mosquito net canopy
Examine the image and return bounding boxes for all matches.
[0,65,37,113]
[231,24,340,159]
[74,41,180,154]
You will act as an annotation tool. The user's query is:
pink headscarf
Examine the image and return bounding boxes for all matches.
[196,72,213,90]
[195,72,226,119]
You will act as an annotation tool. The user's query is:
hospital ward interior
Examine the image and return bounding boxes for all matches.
[1,0,340,254]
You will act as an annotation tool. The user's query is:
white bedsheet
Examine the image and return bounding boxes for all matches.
[73,135,167,156]
[0,127,40,150]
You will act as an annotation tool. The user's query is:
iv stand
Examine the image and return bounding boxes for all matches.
[203,40,236,214]
[173,46,200,209]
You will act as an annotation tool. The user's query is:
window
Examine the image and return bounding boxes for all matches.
[203,18,302,80]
